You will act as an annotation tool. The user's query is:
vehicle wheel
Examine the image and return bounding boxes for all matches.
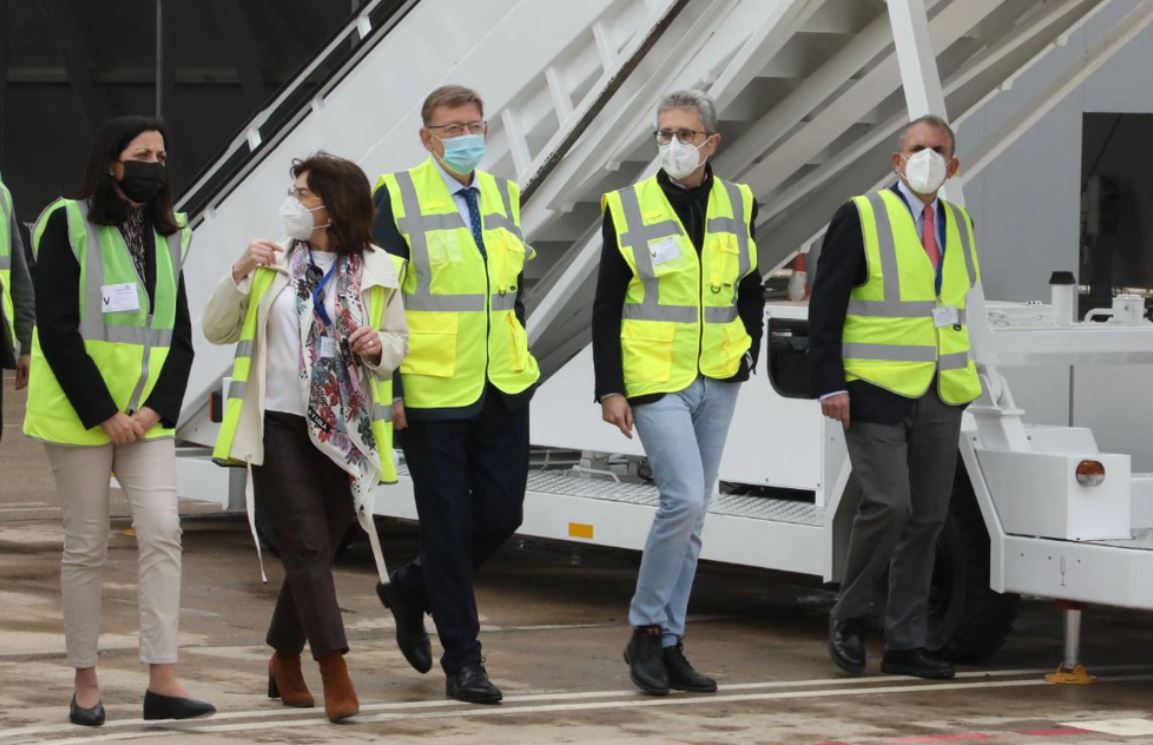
[927,470,1020,662]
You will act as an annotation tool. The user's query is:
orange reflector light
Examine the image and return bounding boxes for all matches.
[568,522,594,540]
[1075,460,1106,487]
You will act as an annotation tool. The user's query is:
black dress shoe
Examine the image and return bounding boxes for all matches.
[881,648,955,679]
[377,581,433,674]
[142,690,217,721]
[624,625,670,695]
[662,643,717,693]
[69,695,105,727]
[828,617,866,675]
[446,663,503,704]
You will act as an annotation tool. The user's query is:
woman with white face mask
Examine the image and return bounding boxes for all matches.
[203,153,408,722]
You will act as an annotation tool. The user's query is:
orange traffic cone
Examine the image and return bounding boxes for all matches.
[787,253,809,301]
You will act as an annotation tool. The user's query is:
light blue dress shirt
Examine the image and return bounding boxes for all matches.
[433,157,479,233]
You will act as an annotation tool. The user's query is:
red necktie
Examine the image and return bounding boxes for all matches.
[922,204,941,270]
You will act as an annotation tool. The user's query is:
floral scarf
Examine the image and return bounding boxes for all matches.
[289,243,379,493]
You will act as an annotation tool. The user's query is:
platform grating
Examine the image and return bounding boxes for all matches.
[396,463,824,526]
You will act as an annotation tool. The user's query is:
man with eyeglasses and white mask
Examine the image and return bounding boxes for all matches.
[370,85,539,704]
[592,90,764,695]
[810,115,982,680]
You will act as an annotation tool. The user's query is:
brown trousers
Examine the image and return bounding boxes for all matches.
[252,412,355,659]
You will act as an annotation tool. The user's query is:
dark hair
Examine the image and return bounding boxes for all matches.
[421,84,485,126]
[76,115,180,236]
[290,153,374,257]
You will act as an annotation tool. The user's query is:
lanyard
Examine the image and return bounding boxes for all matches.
[310,253,339,328]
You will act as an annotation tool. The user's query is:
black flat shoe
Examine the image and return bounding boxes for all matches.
[828,617,866,675]
[142,690,216,721]
[624,625,670,695]
[377,581,433,674]
[662,643,717,693]
[69,695,105,727]
[446,663,503,704]
[881,648,955,680]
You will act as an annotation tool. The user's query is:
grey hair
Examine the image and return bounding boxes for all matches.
[897,114,956,154]
[656,89,718,133]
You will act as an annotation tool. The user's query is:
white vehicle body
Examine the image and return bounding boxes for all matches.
[172,0,1153,653]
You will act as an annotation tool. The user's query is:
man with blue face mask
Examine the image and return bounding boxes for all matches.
[809,115,983,680]
[371,85,539,704]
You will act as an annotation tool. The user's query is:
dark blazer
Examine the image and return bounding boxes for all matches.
[32,207,194,430]
[808,185,959,425]
[591,166,765,405]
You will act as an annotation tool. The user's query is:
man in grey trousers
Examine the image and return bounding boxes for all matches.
[0,172,35,439]
[808,116,984,680]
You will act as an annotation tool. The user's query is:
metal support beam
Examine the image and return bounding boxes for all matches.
[156,0,176,121]
[41,0,110,138]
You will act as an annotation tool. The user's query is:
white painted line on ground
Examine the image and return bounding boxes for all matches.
[1061,717,1153,736]
[10,670,1153,744]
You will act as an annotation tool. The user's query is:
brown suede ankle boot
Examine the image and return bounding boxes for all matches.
[268,652,315,708]
[316,651,359,723]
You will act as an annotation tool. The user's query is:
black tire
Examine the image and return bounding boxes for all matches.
[926,469,1020,662]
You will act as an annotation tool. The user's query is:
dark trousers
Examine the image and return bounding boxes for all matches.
[831,388,964,651]
[253,412,355,659]
[393,392,530,674]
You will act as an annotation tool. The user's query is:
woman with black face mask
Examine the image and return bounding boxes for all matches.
[25,115,213,726]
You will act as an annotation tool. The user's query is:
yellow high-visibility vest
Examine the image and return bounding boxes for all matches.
[24,198,190,445]
[0,181,16,352]
[375,158,539,409]
[212,256,399,484]
[602,175,758,399]
[843,189,983,405]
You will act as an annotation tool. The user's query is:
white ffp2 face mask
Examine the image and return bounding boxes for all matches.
[279,196,326,241]
[659,137,710,180]
[901,149,949,195]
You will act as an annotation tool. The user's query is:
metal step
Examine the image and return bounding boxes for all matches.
[397,463,824,526]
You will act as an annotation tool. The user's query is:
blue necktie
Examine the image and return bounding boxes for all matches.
[461,187,486,259]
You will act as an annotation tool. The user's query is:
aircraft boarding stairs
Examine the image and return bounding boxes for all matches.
[172,0,1153,582]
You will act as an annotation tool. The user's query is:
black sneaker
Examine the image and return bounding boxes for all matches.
[623,625,670,695]
[662,643,717,693]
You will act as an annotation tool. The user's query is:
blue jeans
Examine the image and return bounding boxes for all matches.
[628,377,741,647]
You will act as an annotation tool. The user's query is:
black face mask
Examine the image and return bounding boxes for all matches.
[117,160,167,204]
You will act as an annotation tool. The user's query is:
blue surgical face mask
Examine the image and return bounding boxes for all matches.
[437,134,486,175]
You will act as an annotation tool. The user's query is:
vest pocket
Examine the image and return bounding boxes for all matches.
[701,322,748,378]
[428,232,463,265]
[506,313,529,373]
[621,321,675,384]
[400,311,458,378]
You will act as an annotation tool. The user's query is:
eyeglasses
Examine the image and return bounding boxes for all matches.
[427,121,488,138]
[287,185,318,201]
[654,128,711,145]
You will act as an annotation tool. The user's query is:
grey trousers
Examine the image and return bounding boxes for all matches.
[831,389,963,651]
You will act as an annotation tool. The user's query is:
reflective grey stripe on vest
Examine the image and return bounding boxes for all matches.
[843,342,937,363]
[847,299,966,324]
[373,402,393,422]
[74,201,184,345]
[227,380,246,400]
[706,180,752,280]
[394,170,487,313]
[704,305,738,324]
[482,178,523,241]
[617,186,697,324]
[225,341,254,400]
[865,192,902,302]
[939,352,971,370]
[942,201,978,289]
[0,256,10,270]
[491,293,517,312]
[234,339,254,359]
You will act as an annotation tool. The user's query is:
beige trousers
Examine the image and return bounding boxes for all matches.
[45,438,183,668]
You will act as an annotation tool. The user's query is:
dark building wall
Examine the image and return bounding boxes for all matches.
[0,0,357,222]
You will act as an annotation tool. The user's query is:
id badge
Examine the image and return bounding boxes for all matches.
[649,237,682,266]
[101,282,140,313]
[932,305,959,328]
